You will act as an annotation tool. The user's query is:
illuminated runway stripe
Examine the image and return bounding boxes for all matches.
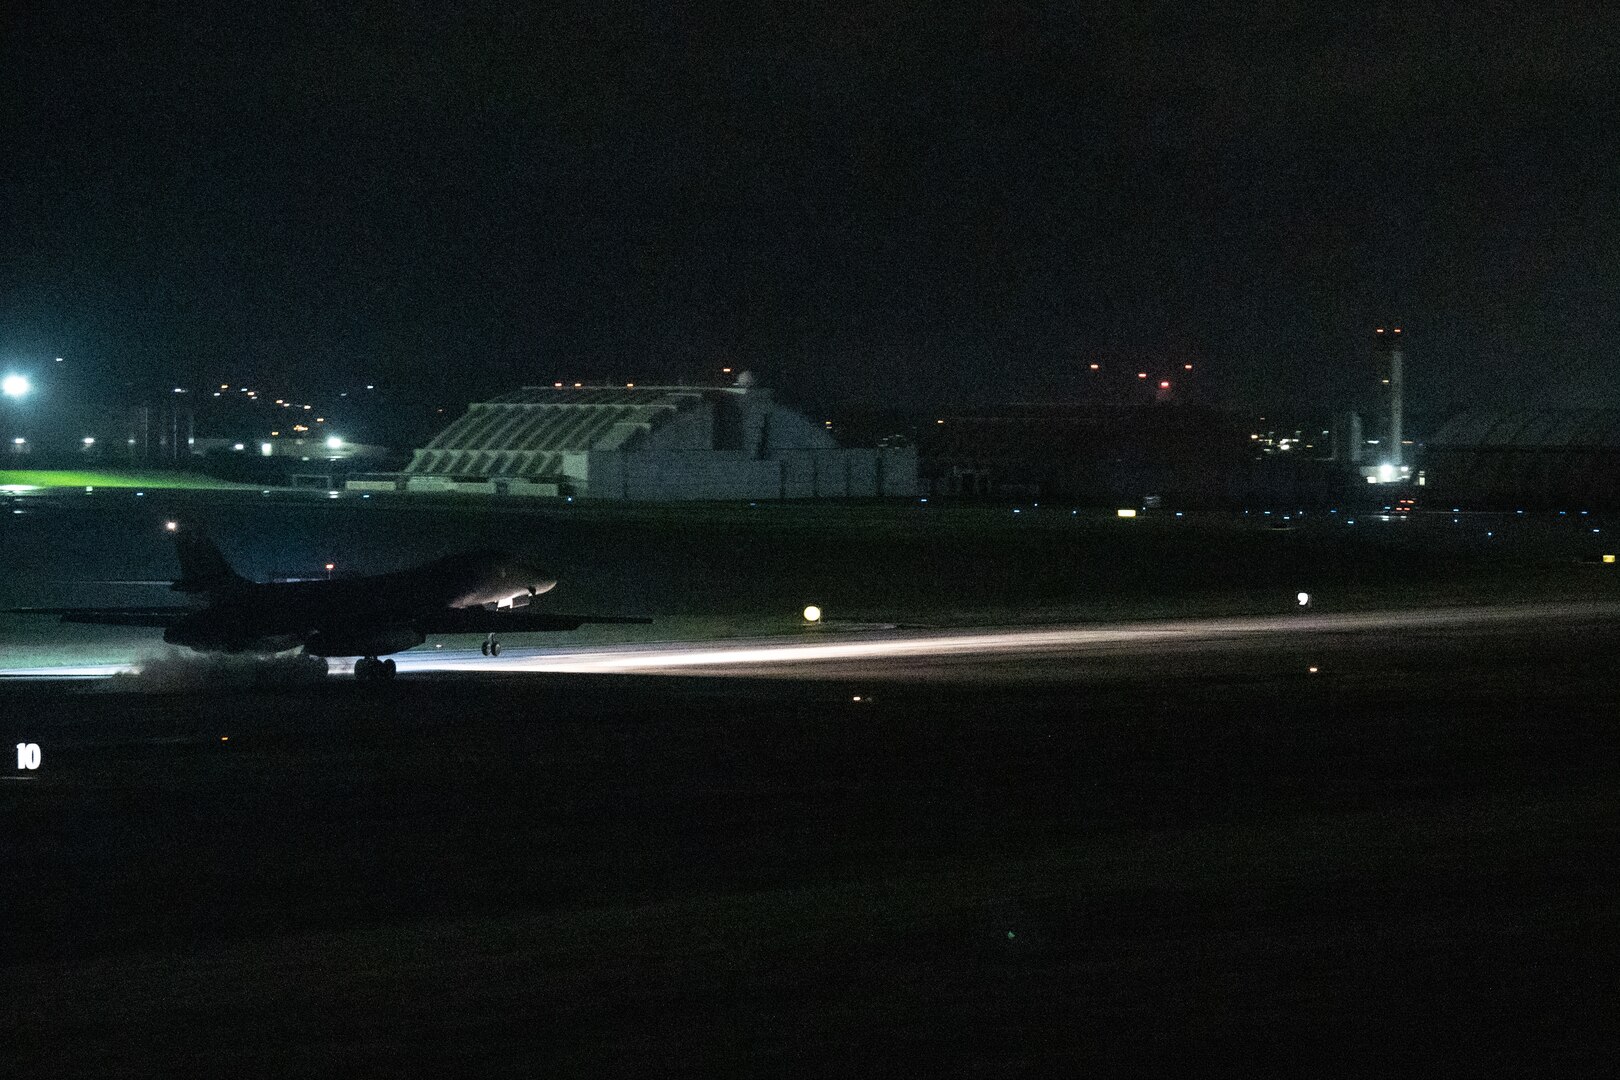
[399,601,1620,675]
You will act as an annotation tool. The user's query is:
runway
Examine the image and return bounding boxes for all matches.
[6,599,1616,681]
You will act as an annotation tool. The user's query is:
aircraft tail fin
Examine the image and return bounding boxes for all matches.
[168,522,249,595]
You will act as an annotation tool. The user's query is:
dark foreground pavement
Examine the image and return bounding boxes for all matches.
[4,618,1620,1076]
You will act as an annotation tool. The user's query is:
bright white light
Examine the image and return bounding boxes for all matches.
[11,437,24,445]
[165,521,178,532]
[82,437,95,445]
[1297,592,1311,607]
[1117,508,1137,518]
[325,435,343,450]
[232,443,245,451]
[1378,463,1396,482]
[803,605,823,623]
[2,374,30,398]
[260,442,274,457]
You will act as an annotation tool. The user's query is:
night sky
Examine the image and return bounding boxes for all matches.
[4,2,1617,416]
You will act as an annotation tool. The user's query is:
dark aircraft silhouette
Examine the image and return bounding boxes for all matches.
[10,521,649,680]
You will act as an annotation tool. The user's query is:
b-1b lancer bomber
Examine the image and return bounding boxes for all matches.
[9,522,649,680]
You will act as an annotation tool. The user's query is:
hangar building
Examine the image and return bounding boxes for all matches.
[402,381,917,500]
[1423,409,1620,508]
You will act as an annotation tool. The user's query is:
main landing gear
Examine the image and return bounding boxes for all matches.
[354,656,396,682]
[480,634,502,657]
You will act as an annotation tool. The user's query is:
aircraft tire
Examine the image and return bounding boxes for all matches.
[382,658,396,679]
[489,641,501,657]
[480,641,490,656]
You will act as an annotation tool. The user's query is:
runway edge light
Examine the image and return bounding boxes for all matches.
[803,605,823,624]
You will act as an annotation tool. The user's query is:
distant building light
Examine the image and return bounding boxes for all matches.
[1116,508,1137,518]
[1159,380,1171,389]
[1603,555,1616,565]
[1137,372,1148,379]
[260,442,274,457]
[1183,363,1193,370]
[233,443,245,451]
[1089,363,1100,370]
[12,437,25,445]
[173,387,185,393]
[82,436,95,445]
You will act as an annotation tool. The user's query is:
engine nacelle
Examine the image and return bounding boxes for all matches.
[303,626,425,658]
[164,612,299,654]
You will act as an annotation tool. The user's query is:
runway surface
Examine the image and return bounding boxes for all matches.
[6,599,1617,681]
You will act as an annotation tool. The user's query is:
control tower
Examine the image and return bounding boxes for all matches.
[1373,324,1405,470]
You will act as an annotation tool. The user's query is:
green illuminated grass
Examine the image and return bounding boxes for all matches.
[0,469,254,490]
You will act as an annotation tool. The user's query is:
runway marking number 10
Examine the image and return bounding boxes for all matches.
[16,743,41,770]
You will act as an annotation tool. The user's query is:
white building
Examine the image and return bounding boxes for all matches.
[402,381,916,501]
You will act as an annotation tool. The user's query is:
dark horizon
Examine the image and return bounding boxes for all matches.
[5,2,1617,416]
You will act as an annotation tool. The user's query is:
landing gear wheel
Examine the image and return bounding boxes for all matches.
[356,656,389,682]
[489,641,501,657]
[483,634,501,658]
[480,641,490,656]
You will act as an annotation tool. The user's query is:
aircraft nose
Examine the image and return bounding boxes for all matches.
[532,579,557,595]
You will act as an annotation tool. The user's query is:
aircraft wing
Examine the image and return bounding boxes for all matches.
[419,609,653,634]
[4,606,195,627]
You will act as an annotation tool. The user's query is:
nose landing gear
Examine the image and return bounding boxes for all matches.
[480,634,502,657]
[354,656,397,681]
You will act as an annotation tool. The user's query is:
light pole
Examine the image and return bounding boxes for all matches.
[2,373,32,453]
